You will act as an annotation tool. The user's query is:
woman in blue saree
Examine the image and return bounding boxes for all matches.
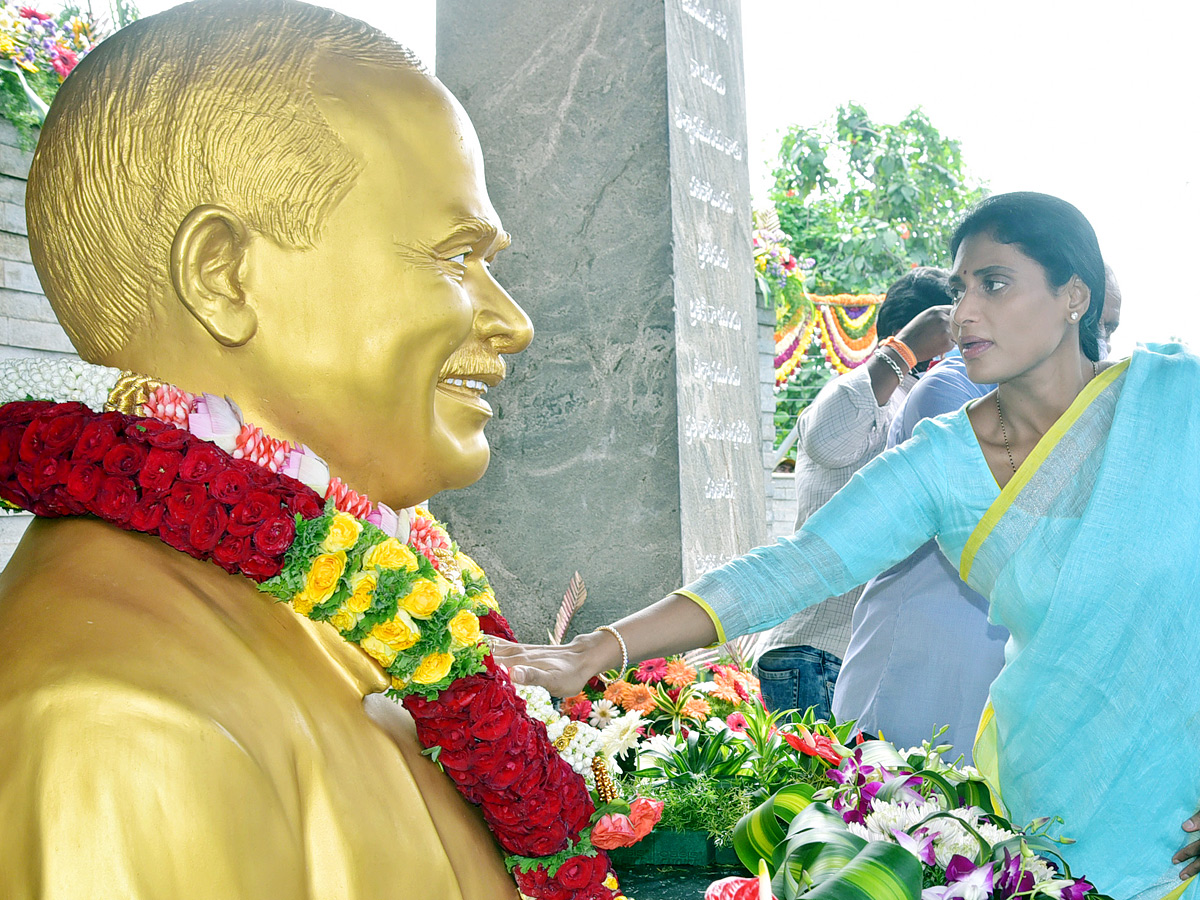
[497,192,1200,898]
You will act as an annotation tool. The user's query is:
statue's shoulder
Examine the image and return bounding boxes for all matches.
[0,517,309,742]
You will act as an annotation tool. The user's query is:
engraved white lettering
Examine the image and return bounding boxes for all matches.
[674,111,743,160]
[688,57,727,95]
[680,0,729,42]
[687,175,735,215]
[694,551,735,574]
[683,415,754,446]
[693,357,741,389]
[697,240,729,271]
[703,477,737,499]
[688,296,743,330]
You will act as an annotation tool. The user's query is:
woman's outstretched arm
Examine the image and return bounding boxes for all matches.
[490,591,718,698]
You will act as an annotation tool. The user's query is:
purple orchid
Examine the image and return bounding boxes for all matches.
[943,855,994,900]
[893,827,936,865]
[993,849,1034,900]
[873,763,925,805]
[1054,879,1094,900]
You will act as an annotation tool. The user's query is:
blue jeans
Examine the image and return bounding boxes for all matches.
[754,645,842,720]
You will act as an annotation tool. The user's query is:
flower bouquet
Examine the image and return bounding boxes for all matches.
[610,696,858,863]
[724,732,1111,900]
[561,653,765,738]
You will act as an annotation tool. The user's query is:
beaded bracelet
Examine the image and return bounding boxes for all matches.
[595,625,629,674]
[879,336,917,371]
[874,348,906,384]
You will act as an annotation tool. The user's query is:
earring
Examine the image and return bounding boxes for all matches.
[1070,312,1079,321]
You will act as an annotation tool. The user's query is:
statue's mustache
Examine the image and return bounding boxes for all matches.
[438,346,506,384]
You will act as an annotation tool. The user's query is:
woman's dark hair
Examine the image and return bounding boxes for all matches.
[949,192,1106,361]
[876,266,952,339]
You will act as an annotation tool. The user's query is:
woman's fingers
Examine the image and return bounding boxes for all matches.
[1173,812,1200,877]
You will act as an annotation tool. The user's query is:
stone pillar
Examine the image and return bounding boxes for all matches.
[435,1,764,642]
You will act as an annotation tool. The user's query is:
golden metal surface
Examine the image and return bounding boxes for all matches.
[592,757,618,804]
[104,370,163,414]
[4,2,533,897]
[552,722,580,752]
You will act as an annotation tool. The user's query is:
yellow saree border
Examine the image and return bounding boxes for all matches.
[1163,876,1196,900]
[959,359,1130,583]
[674,589,727,647]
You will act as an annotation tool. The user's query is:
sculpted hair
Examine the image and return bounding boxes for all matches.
[950,192,1106,361]
[26,0,422,361]
[876,266,952,339]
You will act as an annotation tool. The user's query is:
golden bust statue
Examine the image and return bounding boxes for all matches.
[0,1,532,896]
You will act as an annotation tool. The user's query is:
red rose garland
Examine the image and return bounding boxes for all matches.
[0,399,626,900]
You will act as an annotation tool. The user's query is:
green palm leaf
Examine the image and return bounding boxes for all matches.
[733,783,815,870]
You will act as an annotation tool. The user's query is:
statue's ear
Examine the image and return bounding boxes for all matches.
[169,205,257,347]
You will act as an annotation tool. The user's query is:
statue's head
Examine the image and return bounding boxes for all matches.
[26,0,533,508]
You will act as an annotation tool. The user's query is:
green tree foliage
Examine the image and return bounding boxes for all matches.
[771,104,986,295]
[770,105,985,457]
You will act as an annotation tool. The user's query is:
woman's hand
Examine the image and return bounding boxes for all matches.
[489,592,721,697]
[489,631,616,698]
[1173,810,1200,879]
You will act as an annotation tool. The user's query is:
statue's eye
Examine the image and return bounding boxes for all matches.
[448,251,470,266]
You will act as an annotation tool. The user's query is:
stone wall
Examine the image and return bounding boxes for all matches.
[0,120,76,566]
[768,470,798,542]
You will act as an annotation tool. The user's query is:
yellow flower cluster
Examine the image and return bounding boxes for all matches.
[289,510,486,691]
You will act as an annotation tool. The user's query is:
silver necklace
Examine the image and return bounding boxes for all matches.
[996,360,1097,474]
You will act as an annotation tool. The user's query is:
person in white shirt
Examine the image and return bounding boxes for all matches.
[754,267,955,716]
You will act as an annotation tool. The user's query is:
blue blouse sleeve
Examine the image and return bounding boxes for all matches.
[682,418,954,641]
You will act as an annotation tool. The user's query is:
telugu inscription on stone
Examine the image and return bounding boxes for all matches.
[668,0,764,581]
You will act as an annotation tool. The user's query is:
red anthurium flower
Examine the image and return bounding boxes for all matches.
[705,876,777,900]
[782,728,842,765]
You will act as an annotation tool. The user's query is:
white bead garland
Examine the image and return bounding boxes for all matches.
[0,358,122,412]
[514,683,619,793]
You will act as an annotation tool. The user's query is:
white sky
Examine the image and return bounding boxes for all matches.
[129,0,1199,355]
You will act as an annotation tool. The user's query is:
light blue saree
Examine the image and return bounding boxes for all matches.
[963,345,1199,900]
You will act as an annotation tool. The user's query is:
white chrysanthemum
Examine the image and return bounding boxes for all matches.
[589,699,619,728]
[600,711,643,757]
[975,820,1018,847]
[846,821,871,842]
[861,799,941,842]
[1025,857,1058,883]
[931,818,982,867]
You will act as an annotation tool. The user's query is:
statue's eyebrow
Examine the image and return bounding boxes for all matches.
[434,216,511,257]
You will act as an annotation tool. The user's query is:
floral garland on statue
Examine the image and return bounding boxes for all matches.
[0,358,661,900]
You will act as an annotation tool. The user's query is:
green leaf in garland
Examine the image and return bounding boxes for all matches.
[734,783,815,872]
[797,840,921,900]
